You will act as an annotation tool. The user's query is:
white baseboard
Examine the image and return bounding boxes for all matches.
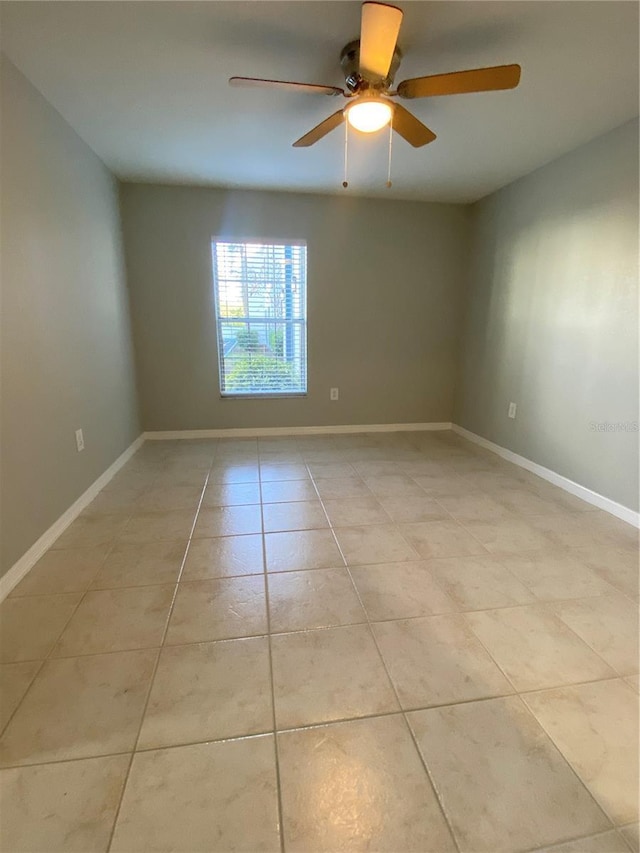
[452,424,639,528]
[0,435,145,602]
[144,422,452,440]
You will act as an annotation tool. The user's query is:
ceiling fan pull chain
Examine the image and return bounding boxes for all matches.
[342,120,349,188]
[386,118,393,188]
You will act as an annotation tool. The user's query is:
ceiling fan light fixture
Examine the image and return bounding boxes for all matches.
[345,97,393,133]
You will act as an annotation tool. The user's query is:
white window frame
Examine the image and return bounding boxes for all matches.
[211,238,308,399]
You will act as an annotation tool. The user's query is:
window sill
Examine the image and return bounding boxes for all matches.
[219,393,308,400]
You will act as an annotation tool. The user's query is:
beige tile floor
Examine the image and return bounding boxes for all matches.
[0,431,638,853]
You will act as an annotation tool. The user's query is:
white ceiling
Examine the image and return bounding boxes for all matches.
[1,1,638,203]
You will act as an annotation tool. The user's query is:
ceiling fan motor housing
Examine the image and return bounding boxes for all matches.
[340,39,402,92]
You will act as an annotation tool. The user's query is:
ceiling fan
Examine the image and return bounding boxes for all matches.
[230,2,521,149]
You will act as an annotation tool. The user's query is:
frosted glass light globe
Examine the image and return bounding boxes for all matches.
[345,98,393,133]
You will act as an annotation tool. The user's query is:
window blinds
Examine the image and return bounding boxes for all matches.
[212,240,307,396]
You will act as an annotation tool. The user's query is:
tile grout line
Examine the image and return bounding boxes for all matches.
[7,546,633,638]
[309,471,464,853]
[5,533,631,607]
[518,691,625,832]
[0,658,46,741]
[460,595,620,686]
[326,501,622,849]
[0,528,129,740]
[534,603,635,679]
[17,624,637,690]
[104,445,217,853]
[6,584,635,620]
[2,670,631,774]
[432,594,628,836]
[259,448,288,853]
[425,574,631,822]
[519,826,635,853]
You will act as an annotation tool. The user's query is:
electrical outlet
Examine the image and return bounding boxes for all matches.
[75,428,85,452]
[330,388,339,401]
[508,402,517,419]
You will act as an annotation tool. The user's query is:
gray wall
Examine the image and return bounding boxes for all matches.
[454,119,639,511]
[0,57,140,576]
[119,184,470,431]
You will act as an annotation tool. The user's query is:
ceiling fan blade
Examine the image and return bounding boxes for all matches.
[229,77,344,97]
[397,64,521,99]
[359,2,403,81]
[391,103,437,148]
[293,110,345,147]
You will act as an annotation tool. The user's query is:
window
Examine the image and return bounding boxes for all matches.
[212,240,307,397]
